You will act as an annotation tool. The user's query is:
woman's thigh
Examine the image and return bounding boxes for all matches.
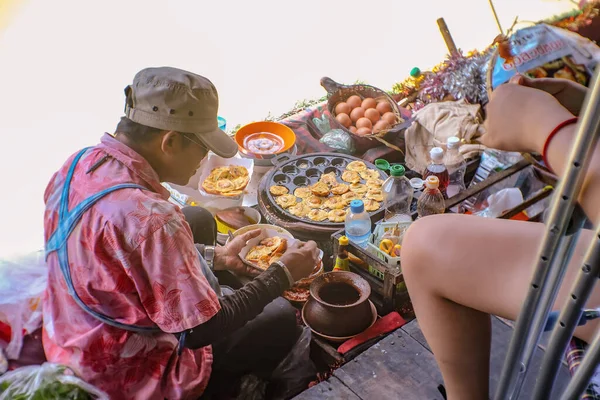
[401,214,599,342]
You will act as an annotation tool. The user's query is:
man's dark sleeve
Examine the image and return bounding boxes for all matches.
[183,264,291,349]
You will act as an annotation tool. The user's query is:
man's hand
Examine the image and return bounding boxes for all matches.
[279,240,320,282]
[214,229,262,277]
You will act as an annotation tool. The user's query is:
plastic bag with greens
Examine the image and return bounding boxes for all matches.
[320,129,356,154]
[0,363,108,400]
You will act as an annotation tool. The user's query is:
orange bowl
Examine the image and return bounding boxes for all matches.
[235,121,296,157]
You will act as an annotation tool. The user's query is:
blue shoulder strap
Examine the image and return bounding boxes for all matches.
[45,148,161,334]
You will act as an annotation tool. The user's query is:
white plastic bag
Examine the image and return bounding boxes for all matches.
[0,362,108,399]
[0,251,47,360]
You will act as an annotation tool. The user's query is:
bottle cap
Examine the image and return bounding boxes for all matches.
[425,176,440,189]
[390,164,405,177]
[339,236,349,246]
[447,136,460,149]
[375,159,390,171]
[350,199,365,214]
[410,67,421,77]
[410,177,424,190]
[430,147,444,162]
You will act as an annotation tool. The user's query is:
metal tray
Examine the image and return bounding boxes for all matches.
[265,152,388,227]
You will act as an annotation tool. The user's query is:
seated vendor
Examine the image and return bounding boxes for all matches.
[401,76,600,400]
[42,66,319,399]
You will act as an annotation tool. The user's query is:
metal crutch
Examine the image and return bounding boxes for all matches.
[561,302,600,399]
[495,69,600,400]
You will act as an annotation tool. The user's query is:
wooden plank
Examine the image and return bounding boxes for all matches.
[334,329,445,400]
[401,319,431,352]
[489,317,571,399]
[292,376,361,400]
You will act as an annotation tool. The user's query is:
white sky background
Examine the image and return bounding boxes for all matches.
[0,0,574,258]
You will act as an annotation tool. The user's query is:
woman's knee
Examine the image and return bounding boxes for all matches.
[401,214,456,283]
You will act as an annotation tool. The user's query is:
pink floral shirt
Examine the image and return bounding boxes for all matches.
[42,134,221,399]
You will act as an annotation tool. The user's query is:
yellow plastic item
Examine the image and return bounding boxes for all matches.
[392,244,402,257]
[339,236,349,246]
[379,239,394,255]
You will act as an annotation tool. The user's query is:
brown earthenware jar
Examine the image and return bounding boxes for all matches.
[304,271,372,337]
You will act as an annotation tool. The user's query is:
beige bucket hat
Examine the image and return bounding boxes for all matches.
[124,67,238,158]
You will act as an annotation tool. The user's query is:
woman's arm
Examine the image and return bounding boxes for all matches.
[482,80,600,223]
[541,123,600,223]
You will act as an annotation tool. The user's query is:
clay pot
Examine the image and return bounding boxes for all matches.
[304,271,372,337]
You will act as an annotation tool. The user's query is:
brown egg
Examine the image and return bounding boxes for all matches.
[336,113,352,128]
[382,112,397,125]
[356,117,373,129]
[335,102,351,115]
[373,119,390,134]
[361,98,377,110]
[356,127,372,136]
[346,95,362,109]
[350,107,365,122]
[364,108,380,124]
[376,101,393,114]
[349,126,357,134]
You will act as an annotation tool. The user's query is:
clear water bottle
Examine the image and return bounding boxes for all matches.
[417,176,445,218]
[345,200,372,248]
[423,147,449,199]
[382,164,413,223]
[445,136,466,198]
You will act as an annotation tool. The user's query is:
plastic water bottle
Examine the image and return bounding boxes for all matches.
[345,200,371,249]
[417,176,445,218]
[381,164,413,223]
[445,137,466,198]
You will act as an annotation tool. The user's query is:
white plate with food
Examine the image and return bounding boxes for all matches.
[237,227,323,273]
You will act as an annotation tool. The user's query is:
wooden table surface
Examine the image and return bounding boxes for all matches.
[294,316,571,400]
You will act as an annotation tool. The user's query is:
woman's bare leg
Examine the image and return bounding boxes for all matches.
[401,214,599,400]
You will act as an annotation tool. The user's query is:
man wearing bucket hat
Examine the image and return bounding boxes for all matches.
[42,67,319,399]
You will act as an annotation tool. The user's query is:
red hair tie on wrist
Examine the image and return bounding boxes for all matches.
[542,117,579,173]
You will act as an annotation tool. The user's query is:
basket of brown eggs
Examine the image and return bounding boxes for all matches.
[320,77,411,153]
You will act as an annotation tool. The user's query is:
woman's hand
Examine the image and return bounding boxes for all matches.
[481,81,575,154]
[512,75,588,115]
[214,229,262,277]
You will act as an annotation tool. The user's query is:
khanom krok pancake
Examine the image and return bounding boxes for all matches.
[202,165,250,196]
[328,209,348,223]
[269,185,289,196]
[323,196,345,210]
[349,183,368,194]
[306,196,324,208]
[366,189,384,202]
[294,187,311,199]
[245,236,288,271]
[319,172,338,187]
[330,183,349,195]
[275,194,297,209]
[366,178,384,189]
[346,161,367,172]
[364,199,381,211]
[341,170,360,184]
[360,169,380,180]
[288,202,310,217]
[310,182,330,197]
[307,209,328,222]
